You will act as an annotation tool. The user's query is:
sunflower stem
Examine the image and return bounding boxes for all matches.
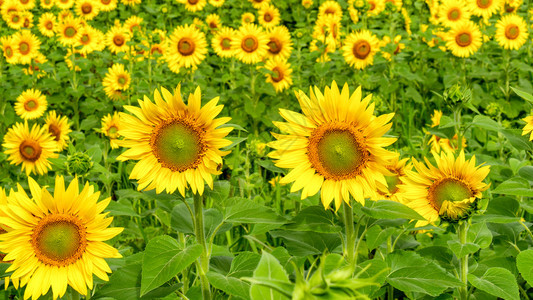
[193,193,211,300]
[457,221,469,300]
[343,200,356,268]
[70,45,80,131]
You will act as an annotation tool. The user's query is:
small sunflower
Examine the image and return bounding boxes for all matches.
[101,112,121,149]
[0,176,122,299]
[102,64,131,100]
[268,81,397,210]
[445,20,482,58]
[121,0,141,6]
[241,12,255,24]
[125,15,143,33]
[165,24,207,72]
[232,23,269,64]
[105,26,130,54]
[502,0,522,13]
[40,0,55,9]
[468,0,502,19]
[24,52,47,78]
[381,35,405,60]
[21,13,33,29]
[1,36,19,64]
[5,11,25,30]
[495,14,528,50]
[44,111,71,151]
[206,14,221,30]
[438,0,471,27]
[208,0,224,7]
[521,116,533,141]
[318,0,343,19]
[38,12,56,37]
[78,26,104,54]
[375,155,411,203]
[264,57,293,93]
[55,0,74,9]
[258,3,280,28]
[302,0,313,9]
[98,0,118,11]
[400,151,490,223]
[342,30,380,70]
[17,0,36,10]
[249,0,270,9]
[12,30,40,65]
[313,14,341,43]
[57,15,82,46]
[75,0,100,20]
[117,85,233,195]
[366,0,386,16]
[178,0,207,12]
[212,26,235,58]
[265,26,293,59]
[2,122,58,175]
[15,89,47,120]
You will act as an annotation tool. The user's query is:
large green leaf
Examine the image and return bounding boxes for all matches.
[361,200,425,220]
[269,230,342,256]
[140,235,203,296]
[467,267,519,300]
[447,240,480,258]
[221,197,287,224]
[492,177,533,197]
[228,252,261,278]
[467,222,492,249]
[248,251,292,300]
[284,206,341,233]
[207,271,251,300]
[516,250,533,287]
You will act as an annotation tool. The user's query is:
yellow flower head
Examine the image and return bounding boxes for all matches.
[495,14,528,50]
[342,29,380,69]
[15,89,47,120]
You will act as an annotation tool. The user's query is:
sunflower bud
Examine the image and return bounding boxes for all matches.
[66,152,93,176]
[444,84,472,108]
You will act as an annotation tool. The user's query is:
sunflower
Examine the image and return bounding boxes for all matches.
[264,57,293,93]
[38,12,56,37]
[268,82,397,210]
[366,0,385,16]
[495,14,528,50]
[502,0,522,13]
[208,0,224,7]
[44,111,71,151]
[265,26,293,59]
[17,0,36,10]
[427,110,467,153]
[212,26,235,58]
[468,0,502,19]
[1,36,19,64]
[313,14,341,43]
[101,112,121,149]
[437,0,471,27]
[232,23,269,64]
[400,151,490,223]
[105,25,130,54]
[521,116,533,140]
[206,14,221,30]
[381,35,405,60]
[57,16,82,46]
[318,0,343,19]
[24,52,47,78]
[258,3,280,28]
[0,176,122,299]
[302,0,313,8]
[445,20,482,57]
[310,35,336,62]
[0,0,19,18]
[124,16,143,33]
[375,155,411,203]
[385,0,402,9]
[21,13,33,29]
[64,49,83,72]
[15,89,47,120]
[178,0,207,12]
[2,122,58,175]
[78,26,104,54]
[55,0,74,9]
[12,30,40,65]
[121,0,141,6]
[102,64,131,100]
[5,11,25,30]
[40,0,55,9]
[241,12,255,24]
[342,30,380,70]
[75,0,100,20]
[248,0,270,9]
[98,0,117,11]
[165,24,207,72]
[117,85,233,195]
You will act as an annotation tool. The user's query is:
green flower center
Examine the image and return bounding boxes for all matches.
[448,8,460,20]
[118,76,127,86]
[505,25,519,40]
[221,38,231,50]
[19,42,29,54]
[45,21,53,30]
[5,47,13,57]
[476,0,491,8]
[12,15,20,23]
[81,34,90,43]
[178,38,195,56]
[431,178,473,208]
[455,33,471,47]
[65,27,77,38]
[108,126,118,135]
[268,38,281,54]
[242,36,258,53]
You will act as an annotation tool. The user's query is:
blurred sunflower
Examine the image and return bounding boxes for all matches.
[178,0,207,12]
[13,30,40,65]
[318,0,343,18]
[98,0,118,11]
[381,35,405,60]
[75,0,100,20]
[117,85,233,195]
[57,15,82,46]
[55,0,74,9]
[241,12,255,24]
[258,3,280,28]
[106,25,130,53]
[249,0,270,9]
[166,24,207,72]
[15,89,47,120]
[264,57,293,93]
[206,14,221,30]
[121,0,141,6]
[495,14,528,50]
[5,11,25,30]
[313,14,342,43]
[17,0,36,10]
[445,20,482,57]
[400,151,490,223]
[268,82,397,210]
[366,0,385,16]
[0,176,122,299]
[342,30,379,69]
[302,0,313,8]
[437,0,471,27]
[427,110,467,153]
[375,155,411,203]
[44,111,71,151]
[101,112,121,149]
[78,26,104,54]
[1,36,19,64]
[40,0,55,9]
[24,52,47,78]
[208,0,224,7]
[502,0,522,13]
[38,12,56,37]
[521,116,533,140]
[2,122,58,175]
[212,26,235,58]
[21,13,33,29]
[265,25,293,59]
[468,0,502,19]
[232,23,269,64]
[102,64,131,100]
[125,15,143,33]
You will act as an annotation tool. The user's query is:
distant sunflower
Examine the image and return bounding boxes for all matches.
[165,24,207,72]
[366,0,386,16]
[495,14,528,50]
[342,30,379,69]
[318,0,343,19]
[264,57,293,93]
[2,122,58,175]
[40,0,55,9]
[212,26,235,58]
[17,0,36,10]
[75,0,100,20]
[445,20,482,57]
[5,11,25,30]
[15,89,47,120]
[24,52,47,78]
[438,0,471,27]
[249,0,270,9]
[302,0,313,9]
[258,4,280,28]
[55,0,74,9]
[21,13,33,29]
[268,82,397,210]
[206,14,221,30]
[99,0,118,11]
[121,0,141,6]
[12,30,40,65]
[521,116,533,141]
[375,155,411,203]
[101,112,121,149]
[102,64,131,100]
[468,0,502,19]
[209,0,224,7]
[241,12,255,24]
[125,16,143,33]
[1,36,19,64]
[44,111,71,151]
[502,0,522,13]
[78,26,104,54]
[232,23,269,64]
[38,12,56,37]
[57,16,82,46]
[106,26,130,54]
[400,151,490,223]
[0,176,122,299]
[117,85,233,195]
[265,26,293,59]
[179,0,207,12]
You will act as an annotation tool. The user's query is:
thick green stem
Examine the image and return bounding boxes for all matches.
[194,193,211,300]
[458,222,469,300]
[343,201,356,267]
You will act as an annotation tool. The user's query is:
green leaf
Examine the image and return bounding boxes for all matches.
[284,206,341,233]
[93,253,143,299]
[268,230,342,257]
[471,115,502,131]
[361,200,425,220]
[366,226,396,251]
[171,203,194,234]
[249,251,292,300]
[105,200,140,217]
[447,240,480,258]
[206,271,251,300]
[516,250,533,287]
[492,177,533,197]
[467,267,519,300]
[501,129,533,151]
[387,267,463,297]
[511,86,533,104]
[221,197,287,224]
[140,236,203,296]
[467,222,492,249]
[228,252,261,278]
[223,137,248,151]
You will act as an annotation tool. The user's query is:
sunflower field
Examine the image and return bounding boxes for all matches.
[1,0,533,299]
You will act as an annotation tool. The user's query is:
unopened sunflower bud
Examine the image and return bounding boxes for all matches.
[66,152,93,176]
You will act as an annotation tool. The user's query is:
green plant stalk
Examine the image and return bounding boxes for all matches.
[179,232,190,294]
[193,193,211,300]
[70,45,80,131]
[343,200,356,268]
[454,107,463,152]
[387,235,394,300]
[458,222,469,300]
